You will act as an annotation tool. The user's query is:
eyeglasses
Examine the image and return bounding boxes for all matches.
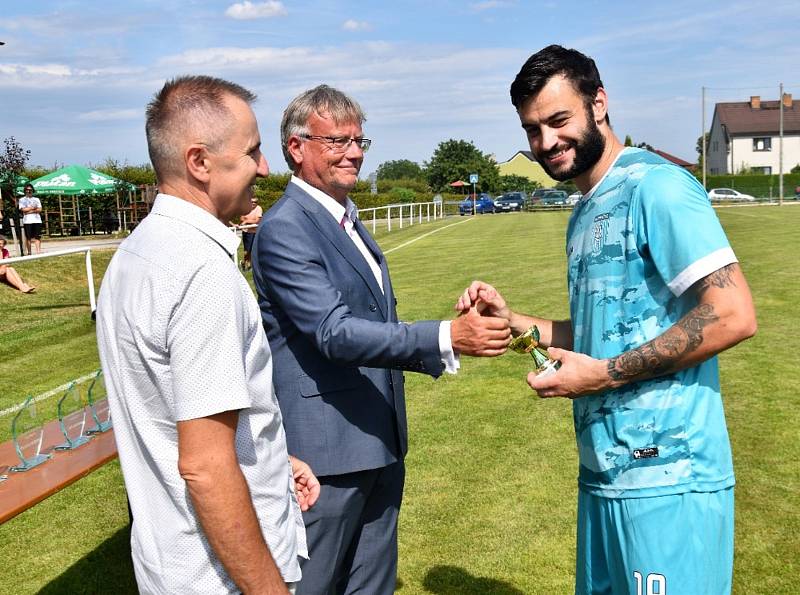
[301,135,371,152]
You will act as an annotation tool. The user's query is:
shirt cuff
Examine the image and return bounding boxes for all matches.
[439,320,460,374]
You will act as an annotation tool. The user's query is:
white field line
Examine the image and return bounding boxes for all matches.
[383,217,474,255]
[0,372,98,418]
[0,217,470,419]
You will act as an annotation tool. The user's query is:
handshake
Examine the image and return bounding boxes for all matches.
[450,281,609,399]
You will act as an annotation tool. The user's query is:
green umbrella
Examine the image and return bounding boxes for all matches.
[0,173,28,202]
[28,165,136,195]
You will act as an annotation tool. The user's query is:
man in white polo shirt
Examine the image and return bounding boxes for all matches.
[96,75,318,594]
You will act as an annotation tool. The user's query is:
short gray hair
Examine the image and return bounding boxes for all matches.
[145,75,257,182]
[280,84,366,169]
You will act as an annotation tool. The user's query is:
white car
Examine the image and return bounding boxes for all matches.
[707,188,755,201]
[566,192,582,205]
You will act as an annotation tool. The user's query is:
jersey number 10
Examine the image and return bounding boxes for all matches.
[633,571,667,595]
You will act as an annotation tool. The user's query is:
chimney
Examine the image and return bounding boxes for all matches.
[750,96,761,109]
[783,93,793,109]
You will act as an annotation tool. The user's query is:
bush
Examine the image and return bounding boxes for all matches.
[388,187,417,203]
[701,173,800,198]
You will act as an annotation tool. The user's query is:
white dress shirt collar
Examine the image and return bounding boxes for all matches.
[151,193,241,256]
[290,175,358,224]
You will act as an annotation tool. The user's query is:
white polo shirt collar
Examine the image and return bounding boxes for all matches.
[290,175,358,224]
[151,193,241,257]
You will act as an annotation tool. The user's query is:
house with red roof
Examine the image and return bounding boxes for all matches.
[707,94,800,175]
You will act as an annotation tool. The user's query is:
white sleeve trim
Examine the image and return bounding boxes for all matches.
[668,247,738,297]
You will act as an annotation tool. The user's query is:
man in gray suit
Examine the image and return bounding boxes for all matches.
[253,85,510,595]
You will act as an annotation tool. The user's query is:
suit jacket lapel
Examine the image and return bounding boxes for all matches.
[288,186,387,317]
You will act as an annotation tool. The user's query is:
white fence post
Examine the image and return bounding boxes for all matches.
[85,249,97,315]
[387,206,392,231]
[372,209,376,234]
[3,247,99,317]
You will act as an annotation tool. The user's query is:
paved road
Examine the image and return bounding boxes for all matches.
[39,237,123,253]
[3,236,123,258]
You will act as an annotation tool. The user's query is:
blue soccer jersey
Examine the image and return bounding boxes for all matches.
[566,148,738,498]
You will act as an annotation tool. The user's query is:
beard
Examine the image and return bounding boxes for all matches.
[534,113,606,182]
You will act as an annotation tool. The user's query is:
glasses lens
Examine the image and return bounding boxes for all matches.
[360,138,371,152]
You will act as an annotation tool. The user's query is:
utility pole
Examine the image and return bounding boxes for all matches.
[779,82,784,206]
[701,86,707,190]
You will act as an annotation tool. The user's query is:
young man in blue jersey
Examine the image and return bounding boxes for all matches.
[457,45,757,595]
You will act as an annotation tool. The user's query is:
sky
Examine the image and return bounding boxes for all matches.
[1,0,798,176]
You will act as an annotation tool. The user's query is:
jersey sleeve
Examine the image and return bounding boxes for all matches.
[634,165,737,297]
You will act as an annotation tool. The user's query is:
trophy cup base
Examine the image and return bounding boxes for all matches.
[10,453,52,473]
[86,421,113,434]
[55,434,93,450]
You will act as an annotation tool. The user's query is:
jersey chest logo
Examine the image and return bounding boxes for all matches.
[591,212,611,256]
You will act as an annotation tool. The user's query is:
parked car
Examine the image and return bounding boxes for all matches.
[494,191,526,212]
[459,193,495,215]
[529,188,552,203]
[566,191,582,205]
[707,188,755,201]
[540,190,569,205]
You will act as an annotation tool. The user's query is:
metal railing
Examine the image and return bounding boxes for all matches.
[358,201,445,234]
[3,248,97,316]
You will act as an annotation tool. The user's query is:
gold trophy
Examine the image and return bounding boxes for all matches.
[508,325,561,378]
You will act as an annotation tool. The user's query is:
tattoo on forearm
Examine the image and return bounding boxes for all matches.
[695,263,737,298]
[606,303,719,381]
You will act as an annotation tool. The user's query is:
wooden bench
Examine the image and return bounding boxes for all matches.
[0,417,118,524]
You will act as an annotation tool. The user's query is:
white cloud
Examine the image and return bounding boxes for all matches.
[342,19,372,31]
[78,108,141,122]
[470,1,513,12]
[157,46,324,71]
[0,62,146,89]
[225,1,287,20]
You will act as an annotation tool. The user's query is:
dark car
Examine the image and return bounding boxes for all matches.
[540,190,569,205]
[529,187,558,203]
[459,193,495,215]
[493,191,526,212]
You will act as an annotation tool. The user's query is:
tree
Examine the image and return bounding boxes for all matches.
[624,135,633,147]
[0,136,31,188]
[93,157,156,186]
[635,141,655,152]
[696,133,710,157]
[790,163,800,174]
[497,174,541,194]
[694,132,710,171]
[376,159,424,181]
[424,139,500,193]
[0,136,31,251]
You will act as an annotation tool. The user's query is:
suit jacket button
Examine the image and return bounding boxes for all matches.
[369,303,377,312]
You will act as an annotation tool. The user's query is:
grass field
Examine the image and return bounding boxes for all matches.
[1,205,798,594]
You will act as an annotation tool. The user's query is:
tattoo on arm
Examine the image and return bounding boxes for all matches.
[606,303,719,381]
[694,263,737,299]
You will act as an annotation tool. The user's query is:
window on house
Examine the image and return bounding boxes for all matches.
[712,141,719,152]
[753,137,772,151]
[750,166,772,175]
